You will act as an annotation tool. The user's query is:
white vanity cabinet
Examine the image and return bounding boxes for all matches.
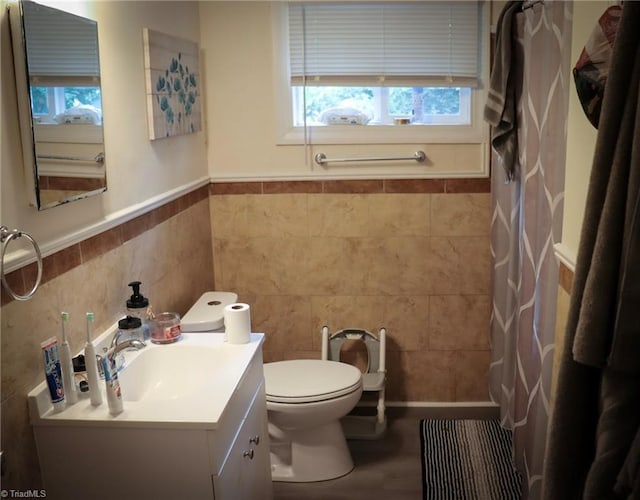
[213,381,272,499]
[209,349,273,500]
[29,333,273,500]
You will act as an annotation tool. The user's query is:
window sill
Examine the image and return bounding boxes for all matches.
[276,123,487,146]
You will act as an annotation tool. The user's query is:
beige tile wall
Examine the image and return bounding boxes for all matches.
[1,180,492,487]
[551,262,574,409]
[1,193,214,488]
[210,188,492,403]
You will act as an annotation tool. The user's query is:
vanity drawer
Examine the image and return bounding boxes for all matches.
[213,380,272,500]
[207,348,265,473]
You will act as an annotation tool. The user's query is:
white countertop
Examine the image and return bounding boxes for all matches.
[28,330,264,430]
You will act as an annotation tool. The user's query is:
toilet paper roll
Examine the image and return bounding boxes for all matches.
[224,303,251,344]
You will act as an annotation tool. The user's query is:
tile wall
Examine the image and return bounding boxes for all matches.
[1,178,493,487]
[210,179,492,403]
[0,187,214,488]
[551,262,574,408]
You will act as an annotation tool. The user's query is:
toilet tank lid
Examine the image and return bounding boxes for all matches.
[180,291,238,332]
[264,360,362,400]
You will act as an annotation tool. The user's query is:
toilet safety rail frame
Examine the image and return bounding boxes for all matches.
[322,326,387,438]
[0,225,43,301]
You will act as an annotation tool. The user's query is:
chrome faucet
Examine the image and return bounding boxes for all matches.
[95,332,145,378]
[109,330,146,355]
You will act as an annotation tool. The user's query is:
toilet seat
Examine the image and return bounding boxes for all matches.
[264,360,362,404]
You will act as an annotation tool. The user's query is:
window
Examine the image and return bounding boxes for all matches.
[292,86,471,127]
[273,1,489,145]
[30,86,102,124]
[23,0,102,125]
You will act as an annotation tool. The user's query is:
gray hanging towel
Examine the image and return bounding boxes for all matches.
[615,425,640,498]
[543,2,640,499]
[572,3,640,376]
[483,1,522,182]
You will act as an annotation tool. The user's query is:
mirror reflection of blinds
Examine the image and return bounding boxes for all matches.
[22,1,100,86]
[288,1,481,88]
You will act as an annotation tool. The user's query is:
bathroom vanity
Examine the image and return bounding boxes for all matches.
[28,331,273,500]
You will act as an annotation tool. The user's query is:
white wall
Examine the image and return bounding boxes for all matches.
[559,1,610,266]
[1,1,207,270]
[1,0,608,271]
[200,1,488,182]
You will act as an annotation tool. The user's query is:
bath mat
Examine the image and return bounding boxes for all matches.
[419,419,522,500]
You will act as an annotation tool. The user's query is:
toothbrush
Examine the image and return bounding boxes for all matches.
[85,312,102,406]
[59,312,78,404]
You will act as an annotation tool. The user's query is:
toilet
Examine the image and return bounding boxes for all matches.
[264,359,362,482]
[181,292,364,483]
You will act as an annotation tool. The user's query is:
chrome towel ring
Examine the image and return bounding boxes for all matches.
[0,225,43,301]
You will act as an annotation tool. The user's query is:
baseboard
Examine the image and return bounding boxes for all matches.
[351,401,500,420]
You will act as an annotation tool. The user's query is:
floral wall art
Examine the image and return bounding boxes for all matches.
[143,28,201,140]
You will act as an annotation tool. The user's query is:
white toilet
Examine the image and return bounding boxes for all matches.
[264,359,363,482]
[181,292,364,483]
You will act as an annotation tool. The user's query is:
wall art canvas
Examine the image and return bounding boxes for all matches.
[143,28,201,140]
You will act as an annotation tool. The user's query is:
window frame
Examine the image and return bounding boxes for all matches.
[271,1,490,146]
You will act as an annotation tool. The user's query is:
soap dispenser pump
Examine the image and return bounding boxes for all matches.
[127,281,149,311]
[126,281,151,340]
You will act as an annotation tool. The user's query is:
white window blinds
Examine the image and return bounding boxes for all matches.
[288,2,481,87]
[22,1,100,85]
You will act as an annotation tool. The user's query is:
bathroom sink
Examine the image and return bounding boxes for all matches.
[118,344,229,402]
[28,323,272,500]
[27,329,265,427]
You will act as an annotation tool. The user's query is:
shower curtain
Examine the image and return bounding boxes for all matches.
[489,2,572,500]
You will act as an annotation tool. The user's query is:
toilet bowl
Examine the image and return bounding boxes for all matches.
[264,359,363,482]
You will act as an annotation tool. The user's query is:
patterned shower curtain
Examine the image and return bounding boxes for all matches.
[489,3,572,500]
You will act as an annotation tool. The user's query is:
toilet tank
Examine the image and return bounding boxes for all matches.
[181,291,238,332]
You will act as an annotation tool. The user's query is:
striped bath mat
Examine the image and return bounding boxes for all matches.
[419,419,522,500]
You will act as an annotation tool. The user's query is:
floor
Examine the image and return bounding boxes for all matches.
[272,416,424,500]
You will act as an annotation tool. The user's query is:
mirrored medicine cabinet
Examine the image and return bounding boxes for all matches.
[8,0,107,210]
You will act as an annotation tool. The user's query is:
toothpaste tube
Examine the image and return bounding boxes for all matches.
[40,337,65,412]
[102,349,123,416]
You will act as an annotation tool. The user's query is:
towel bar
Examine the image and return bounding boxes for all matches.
[37,152,105,164]
[314,151,426,165]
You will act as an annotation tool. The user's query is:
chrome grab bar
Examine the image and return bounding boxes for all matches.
[314,151,426,165]
[37,152,105,164]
